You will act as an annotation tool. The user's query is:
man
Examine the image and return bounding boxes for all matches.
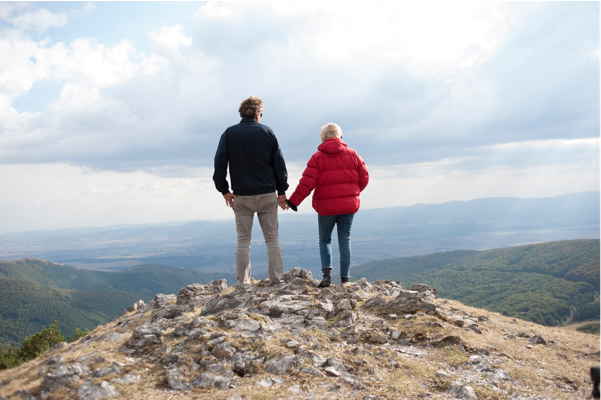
[213,96,289,285]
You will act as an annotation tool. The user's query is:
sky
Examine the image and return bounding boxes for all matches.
[0,1,599,233]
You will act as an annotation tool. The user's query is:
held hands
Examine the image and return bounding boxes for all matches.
[278,194,289,210]
[223,192,236,207]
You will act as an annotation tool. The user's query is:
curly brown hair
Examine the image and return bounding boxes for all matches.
[238,96,264,118]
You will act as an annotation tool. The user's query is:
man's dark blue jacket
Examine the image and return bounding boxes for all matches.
[213,117,289,196]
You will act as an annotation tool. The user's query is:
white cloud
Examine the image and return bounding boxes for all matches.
[9,8,68,33]
[148,24,192,51]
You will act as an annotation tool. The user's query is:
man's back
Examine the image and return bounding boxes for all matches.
[213,117,288,197]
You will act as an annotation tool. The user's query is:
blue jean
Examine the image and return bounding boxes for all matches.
[318,213,355,278]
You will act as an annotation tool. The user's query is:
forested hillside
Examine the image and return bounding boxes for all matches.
[0,259,236,295]
[0,260,236,348]
[353,239,599,326]
[0,277,145,347]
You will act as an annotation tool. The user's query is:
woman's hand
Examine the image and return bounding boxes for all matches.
[278,194,289,210]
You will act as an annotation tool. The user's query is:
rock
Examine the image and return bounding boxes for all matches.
[436,370,448,379]
[335,299,353,313]
[310,353,328,368]
[256,378,273,388]
[406,284,437,298]
[224,319,261,332]
[128,324,163,348]
[449,381,477,400]
[390,331,402,340]
[212,342,237,359]
[126,299,146,312]
[167,368,188,390]
[109,374,140,385]
[49,342,68,352]
[228,396,245,400]
[288,384,302,394]
[478,315,490,322]
[207,279,228,294]
[40,364,89,393]
[282,267,316,283]
[91,364,123,378]
[430,335,463,348]
[516,332,531,338]
[325,357,348,375]
[468,324,482,334]
[150,293,176,309]
[354,277,372,289]
[201,295,243,316]
[265,355,295,375]
[77,381,118,400]
[324,366,342,377]
[367,290,437,314]
[448,315,465,327]
[45,355,63,366]
[105,333,127,342]
[192,373,231,390]
[318,300,334,313]
[529,335,547,345]
[306,316,328,330]
[368,334,388,344]
[302,367,326,377]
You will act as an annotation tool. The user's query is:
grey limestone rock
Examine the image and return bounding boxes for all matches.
[449,381,477,400]
[406,284,436,298]
[40,363,89,393]
[109,374,140,385]
[167,368,188,390]
[128,324,163,347]
[212,342,237,359]
[302,366,326,377]
[77,381,118,400]
[192,372,232,390]
[207,279,228,294]
[126,299,146,312]
[224,318,261,332]
[528,335,547,345]
[201,295,243,316]
[468,324,482,334]
[176,283,206,304]
[149,293,176,309]
[265,355,296,375]
[385,290,437,313]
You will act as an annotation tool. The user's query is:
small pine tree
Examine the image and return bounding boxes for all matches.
[19,321,64,360]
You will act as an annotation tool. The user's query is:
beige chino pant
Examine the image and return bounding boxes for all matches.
[232,192,283,284]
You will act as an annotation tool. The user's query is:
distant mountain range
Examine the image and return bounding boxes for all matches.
[0,191,598,277]
[352,239,600,327]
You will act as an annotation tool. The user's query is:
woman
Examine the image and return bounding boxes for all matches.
[287,123,369,287]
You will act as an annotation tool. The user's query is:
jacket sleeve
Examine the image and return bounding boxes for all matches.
[213,132,230,194]
[271,135,289,195]
[289,154,319,206]
[357,154,369,192]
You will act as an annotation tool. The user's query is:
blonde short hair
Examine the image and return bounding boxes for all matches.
[238,96,264,118]
[320,123,343,142]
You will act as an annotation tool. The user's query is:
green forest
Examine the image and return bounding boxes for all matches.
[0,260,236,348]
[353,239,600,327]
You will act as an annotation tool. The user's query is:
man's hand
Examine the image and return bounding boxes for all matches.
[223,192,236,207]
[278,194,289,210]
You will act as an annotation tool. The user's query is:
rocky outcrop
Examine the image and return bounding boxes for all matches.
[0,269,597,400]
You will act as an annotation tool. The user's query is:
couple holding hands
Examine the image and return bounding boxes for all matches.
[213,96,369,288]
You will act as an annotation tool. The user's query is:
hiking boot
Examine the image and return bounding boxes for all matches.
[341,277,349,284]
[317,268,332,288]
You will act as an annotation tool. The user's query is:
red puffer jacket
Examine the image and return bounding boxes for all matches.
[289,138,369,216]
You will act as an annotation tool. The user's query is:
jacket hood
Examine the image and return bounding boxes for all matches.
[318,138,347,154]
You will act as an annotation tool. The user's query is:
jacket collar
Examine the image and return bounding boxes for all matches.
[241,117,256,123]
